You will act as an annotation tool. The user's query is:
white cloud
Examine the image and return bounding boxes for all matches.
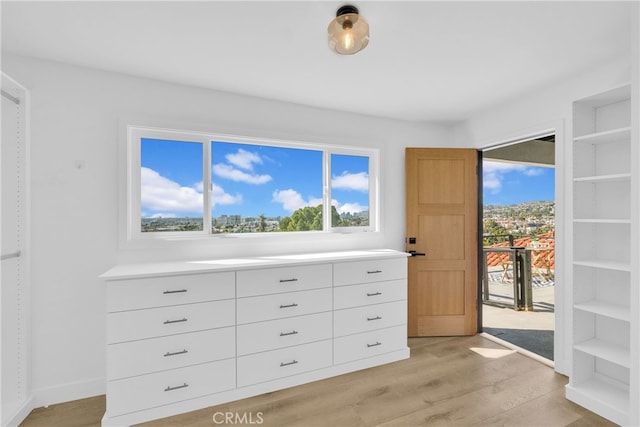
[523,168,545,177]
[148,212,176,218]
[141,167,241,215]
[212,183,242,207]
[483,174,503,194]
[141,167,203,214]
[272,189,320,213]
[482,161,545,195]
[226,149,263,171]
[213,163,272,184]
[335,202,367,214]
[308,197,323,206]
[332,171,369,192]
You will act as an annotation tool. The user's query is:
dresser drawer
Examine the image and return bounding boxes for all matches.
[107,299,235,344]
[334,325,407,365]
[107,272,235,312]
[107,327,235,380]
[333,258,407,286]
[333,279,407,310]
[334,300,407,337]
[106,358,235,417]
[237,312,332,356]
[237,288,332,324]
[237,264,332,297]
[237,340,332,387]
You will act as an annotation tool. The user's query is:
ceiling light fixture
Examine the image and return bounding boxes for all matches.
[327,5,369,55]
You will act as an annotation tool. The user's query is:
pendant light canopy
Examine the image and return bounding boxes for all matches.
[327,5,369,55]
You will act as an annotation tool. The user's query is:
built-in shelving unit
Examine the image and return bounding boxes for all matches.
[566,84,634,426]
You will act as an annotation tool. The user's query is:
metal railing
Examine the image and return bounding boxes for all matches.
[482,246,533,311]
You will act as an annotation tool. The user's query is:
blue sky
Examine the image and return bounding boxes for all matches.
[483,160,554,205]
[140,138,369,218]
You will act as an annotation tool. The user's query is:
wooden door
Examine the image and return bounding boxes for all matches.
[405,148,479,336]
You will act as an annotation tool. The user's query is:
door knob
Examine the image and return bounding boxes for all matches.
[408,250,425,257]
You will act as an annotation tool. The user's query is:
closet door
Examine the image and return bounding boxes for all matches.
[1,74,29,425]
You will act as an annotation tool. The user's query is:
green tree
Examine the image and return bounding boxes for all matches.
[258,214,267,232]
[331,206,343,227]
[279,205,348,231]
[279,205,323,231]
[483,219,509,246]
[279,216,291,231]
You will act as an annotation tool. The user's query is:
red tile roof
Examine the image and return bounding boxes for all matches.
[484,232,555,271]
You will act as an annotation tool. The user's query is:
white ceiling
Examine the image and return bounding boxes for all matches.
[1,1,632,123]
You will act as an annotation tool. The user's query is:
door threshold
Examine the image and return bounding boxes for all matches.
[479,332,554,368]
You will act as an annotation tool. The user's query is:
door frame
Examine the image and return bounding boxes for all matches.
[476,120,566,375]
[476,151,484,334]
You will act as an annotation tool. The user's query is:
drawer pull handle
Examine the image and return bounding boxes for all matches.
[367,316,382,321]
[280,360,298,367]
[164,383,189,392]
[280,330,299,337]
[279,278,299,283]
[367,292,382,297]
[367,341,382,348]
[367,270,382,274]
[279,303,299,309]
[163,289,187,294]
[164,349,188,357]
[163,317,188,325]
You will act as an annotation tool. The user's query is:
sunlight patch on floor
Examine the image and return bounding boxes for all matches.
[469,346,517,359]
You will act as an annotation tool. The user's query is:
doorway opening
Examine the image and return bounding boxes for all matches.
[480,134,555,362]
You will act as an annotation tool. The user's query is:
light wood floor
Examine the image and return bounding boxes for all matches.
[20,335,617,427]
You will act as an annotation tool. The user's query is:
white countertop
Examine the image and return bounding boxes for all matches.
[101,249,409,280]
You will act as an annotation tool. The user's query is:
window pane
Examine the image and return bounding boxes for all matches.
[211,141,323,233]
[140,138,203,232]
[331,154,370,227]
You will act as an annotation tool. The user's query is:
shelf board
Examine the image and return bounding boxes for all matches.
[573,259,631,272]
[573,173,631,183]
[574,301,631,322]
[574,84,631,107]
[574,338,630,368]
[573,218,631,225]
[573,127,631,144]
[566,378,629,426]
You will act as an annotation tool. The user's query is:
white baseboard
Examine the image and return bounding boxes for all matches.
[32,377,105,409]
[3,396,35,427]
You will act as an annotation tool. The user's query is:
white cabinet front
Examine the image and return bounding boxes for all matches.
[334,325,407,365]
[333,258,407,287]
[237,264,332,297]
[334,300,407,337]
[108,327,235,380]
[237,288,332,324]
[237,312,332,356]
[107,272,235,312]
[236,340,332,387]
[333,279,407,310]
[107,299,235,344]
[107,358,236,416]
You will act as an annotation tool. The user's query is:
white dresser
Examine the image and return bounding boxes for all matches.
[100,249,409,427]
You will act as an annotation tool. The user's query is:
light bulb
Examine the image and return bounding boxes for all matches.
[342,31,354,52]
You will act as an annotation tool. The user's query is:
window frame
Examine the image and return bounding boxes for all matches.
[126,125,379,242]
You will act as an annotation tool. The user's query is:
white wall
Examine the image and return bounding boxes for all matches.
[1,54,452,406]
[453,54,632,376]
